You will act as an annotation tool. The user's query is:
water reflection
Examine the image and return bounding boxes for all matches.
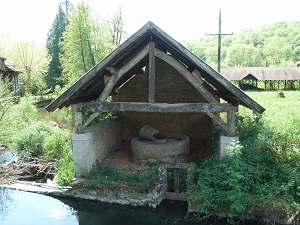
[0,188,14,221]
[0,187,226,225]
[0,188,77,225]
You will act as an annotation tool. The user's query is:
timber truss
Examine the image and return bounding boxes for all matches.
[72,42,237,136]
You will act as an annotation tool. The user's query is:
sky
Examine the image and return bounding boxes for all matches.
[1,0,300,45]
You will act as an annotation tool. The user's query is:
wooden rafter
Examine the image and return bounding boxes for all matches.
[154,48,235,135]
[75,44,150,133]
[75,43,238,136]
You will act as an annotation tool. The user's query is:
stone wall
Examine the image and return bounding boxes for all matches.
[113,58,218,153]
[72,119,123,178]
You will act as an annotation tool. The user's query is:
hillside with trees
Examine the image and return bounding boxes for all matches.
[182,22,300,69]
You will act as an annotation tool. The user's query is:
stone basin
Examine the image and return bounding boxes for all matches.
[131,133,190,163]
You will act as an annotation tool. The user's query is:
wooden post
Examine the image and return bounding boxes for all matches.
[174,168,180,193]
[73,105,84,134]
[187,167,194,188]
[149,41,155,103]
[158,166,168,192]
[227,106,237,136]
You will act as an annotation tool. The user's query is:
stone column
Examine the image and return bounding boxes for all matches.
[71,133,94,178]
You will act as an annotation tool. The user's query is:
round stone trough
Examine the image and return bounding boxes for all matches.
[131,133,190,163]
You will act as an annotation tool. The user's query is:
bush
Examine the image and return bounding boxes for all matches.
[186,114,300,224]
[12,121,70,160]
[0,97,37,146]
[43,130,70,160]
[55,151,75,186]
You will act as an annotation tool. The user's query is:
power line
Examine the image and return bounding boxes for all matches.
[206,9,233,73]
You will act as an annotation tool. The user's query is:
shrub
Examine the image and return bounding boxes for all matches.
[43,130,71,160]
[12,121,70,160]
[186,114,300,224]
[55,151,75,186]
[0,97,37,146]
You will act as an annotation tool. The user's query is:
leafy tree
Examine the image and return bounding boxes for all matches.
[46,2,68,90]
[15,41,49,95]
[183,22,300,68]
[263,36,294,66]
[225,43,263,67]
[60,2,114,85]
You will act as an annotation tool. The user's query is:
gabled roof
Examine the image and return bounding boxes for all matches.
[0,57,22,75]
[221,67,300,81]
[46,21,265,113]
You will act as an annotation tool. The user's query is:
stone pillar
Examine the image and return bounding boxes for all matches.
[219,135,239,158]
[71,133,94,178]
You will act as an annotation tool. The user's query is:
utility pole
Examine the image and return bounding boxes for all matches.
[206,9,232,72]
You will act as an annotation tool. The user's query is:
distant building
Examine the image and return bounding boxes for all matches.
[221,67,300,90]
[0,56,21,95]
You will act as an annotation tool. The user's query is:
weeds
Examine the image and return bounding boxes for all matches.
[186,113,300,224]
[84,164,160,191]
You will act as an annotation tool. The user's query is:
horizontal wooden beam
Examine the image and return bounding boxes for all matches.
[74,102,234,113]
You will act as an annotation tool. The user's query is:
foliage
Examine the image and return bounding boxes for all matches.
[60,2,114,86]
[46,2,68,90]
[85,163,159,190]
[0,82,17,124]
[0,97,37,146]
[187,113,300,224]
[183,22,300,68]
[12,121,70,160]
[43,129,71,159]
[55,150,75,186]
[15,41,50,95]
[109,8,126,46]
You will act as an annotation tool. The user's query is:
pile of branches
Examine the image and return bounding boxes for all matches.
[3,156,57,183]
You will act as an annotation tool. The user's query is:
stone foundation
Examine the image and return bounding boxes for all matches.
[72,120,123,178]
[219,135,239,158]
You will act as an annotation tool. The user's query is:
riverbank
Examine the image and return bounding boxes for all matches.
[1,152,300,225]
[0,154,165,209]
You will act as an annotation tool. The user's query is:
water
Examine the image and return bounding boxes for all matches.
[0,187,225,225]
[0,151,18,166]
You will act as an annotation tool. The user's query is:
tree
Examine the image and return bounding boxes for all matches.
[183,22,300,68]
[60,2,114,85]
[15,41,49,95]
[225,43,263,67]
[110,8,126,46]
[46,2,68,90]
[263,37,294,66]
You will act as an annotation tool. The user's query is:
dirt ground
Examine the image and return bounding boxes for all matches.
[106,141,212,170]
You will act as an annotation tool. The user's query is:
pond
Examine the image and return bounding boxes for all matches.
[0,187,231,225]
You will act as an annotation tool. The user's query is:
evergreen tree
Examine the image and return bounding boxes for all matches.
[46,2,68,90]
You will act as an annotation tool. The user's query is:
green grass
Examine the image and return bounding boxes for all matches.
[239,90,300,128]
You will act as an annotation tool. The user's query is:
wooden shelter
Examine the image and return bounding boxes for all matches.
[0,56,21,94]
[221,67,300,90]
[46,21,265,156]
[45,22,267,197]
